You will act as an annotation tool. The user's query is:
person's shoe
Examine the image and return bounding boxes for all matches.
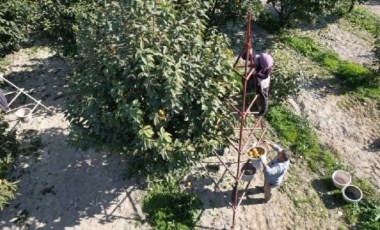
[256,186,264,193]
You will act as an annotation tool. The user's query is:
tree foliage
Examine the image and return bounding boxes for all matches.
[30,0,97,55]
[0,115,19,209]
[267,0,339,28]
[65,0,239,171]
[208,0,262,26]
[0,0,27,57]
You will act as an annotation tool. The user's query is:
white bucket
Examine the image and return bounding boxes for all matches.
[332,170,351,189]
[15,108,32,123]
[342,185,363,203]
[241,163,256,182]
[247,146,266,169]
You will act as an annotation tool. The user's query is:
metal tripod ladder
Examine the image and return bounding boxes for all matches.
[0,72,54,117]
[198,12,271,229]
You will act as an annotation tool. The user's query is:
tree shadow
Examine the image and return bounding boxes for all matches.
[0,127,146,229]
[311,178,347,210]
[365,138,380,152]
[185,169,266,210]
[1,54,70,111]
[219,21,279,56]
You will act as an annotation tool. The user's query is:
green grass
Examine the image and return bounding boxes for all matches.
[266,105,343,175]
[281,34,379,103]
[143,179,202,230]
[343,179,380,229]
[346,7,380,36]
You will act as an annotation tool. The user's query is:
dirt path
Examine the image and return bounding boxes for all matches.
[363,1,380,17]
[292,78,380,191]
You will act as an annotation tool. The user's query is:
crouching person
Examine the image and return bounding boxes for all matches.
[259,141,290,202]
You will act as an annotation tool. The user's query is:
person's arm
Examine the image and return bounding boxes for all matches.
[255,67,272,79]
[268,142,282,153]
[260,156,281,175]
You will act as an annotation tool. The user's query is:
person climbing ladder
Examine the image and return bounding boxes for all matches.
[253,53,273,116]
[242,49,274,116]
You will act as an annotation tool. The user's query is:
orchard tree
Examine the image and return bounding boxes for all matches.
[208,0,262,26]
[267,0,339,28]
[0,0,27,57]
[65,0,239,171]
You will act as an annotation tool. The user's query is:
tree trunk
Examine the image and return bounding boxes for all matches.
[348,0,356,13]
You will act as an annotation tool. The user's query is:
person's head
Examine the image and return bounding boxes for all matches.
[278,149,290,162]
[258,53,273,69]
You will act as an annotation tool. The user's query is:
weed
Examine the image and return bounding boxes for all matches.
[281,34,379,103]
[143,179,202,230]
[0,179,18,209]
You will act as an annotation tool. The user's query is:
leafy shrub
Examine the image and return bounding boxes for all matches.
[0,115,19,209]
[374,34,380,74]
[0,0,27,57]
[31,0,97,55]
[143,180,201,230]
[267,0,339,28]
[269,44,306,104]
[344,180,380,229]
[0,179,17,210]
[65,0,239,174]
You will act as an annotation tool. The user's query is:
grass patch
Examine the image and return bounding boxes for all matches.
[143,179,202,230]
[281,34,379,103]
[266,105,343,175]
[346,7,380,36]
[343,179,380,229]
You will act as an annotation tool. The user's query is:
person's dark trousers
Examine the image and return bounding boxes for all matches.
[255,79,269,116]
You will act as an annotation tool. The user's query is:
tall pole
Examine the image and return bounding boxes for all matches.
[232,11,252,229]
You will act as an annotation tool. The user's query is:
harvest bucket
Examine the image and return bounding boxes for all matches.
[332,170,351,189]
[241,162,256,182]
[342,185,363,203]
[15,108,32,123]
[247,146,266,169]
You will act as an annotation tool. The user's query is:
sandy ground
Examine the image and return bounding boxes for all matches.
[363,0,380,17]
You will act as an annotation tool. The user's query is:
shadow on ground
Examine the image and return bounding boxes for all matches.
[1,53,70,111]
[311,177,348,210]
[0,127,145,229]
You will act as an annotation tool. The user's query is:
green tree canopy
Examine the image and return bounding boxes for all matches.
[267,0,339,27]
[65,0,239,171]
